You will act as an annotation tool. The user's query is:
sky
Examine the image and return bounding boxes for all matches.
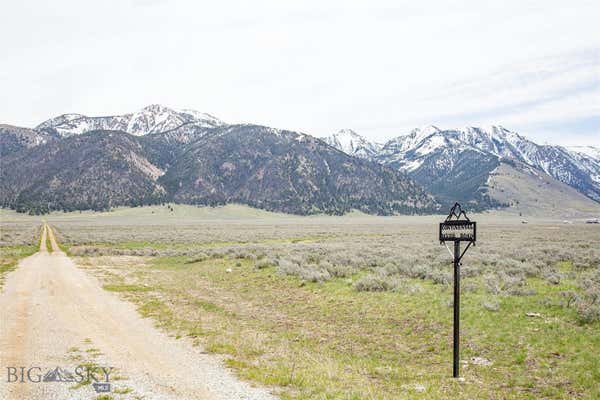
[1,0,598,146]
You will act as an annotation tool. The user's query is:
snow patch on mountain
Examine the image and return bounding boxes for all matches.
[384,125,442,155]
[36,104,224,137]
[323,129,382,159]
[567,146,600,161]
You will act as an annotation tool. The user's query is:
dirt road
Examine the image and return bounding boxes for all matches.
[0,224,277,399]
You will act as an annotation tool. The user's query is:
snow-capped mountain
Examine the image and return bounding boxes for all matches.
[375,127,501,208]
[379,125,540,170]
[36,104,224,138]
[377,125,600,206]
[325,125,600,208]
[322,129,382,159]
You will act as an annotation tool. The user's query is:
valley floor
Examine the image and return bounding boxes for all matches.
[1,205,599,399]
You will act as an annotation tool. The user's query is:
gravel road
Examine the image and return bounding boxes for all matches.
[0,223,278,399]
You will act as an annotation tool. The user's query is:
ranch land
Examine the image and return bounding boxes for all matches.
[1,205,599,399]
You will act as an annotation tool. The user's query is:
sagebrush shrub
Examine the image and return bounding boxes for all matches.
[483,300,500,312]
[254,258,276,269]
[354,275,401,292]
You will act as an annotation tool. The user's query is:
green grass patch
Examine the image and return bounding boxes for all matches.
[133,256,600,399]
[79,252,590,398]
[112,387,133,394]
[103,284,153,292]
[45,227,53,253]
[58,242,70,254]
[71,243,600,399]
[0,245,37,287]
[194,299,225,313]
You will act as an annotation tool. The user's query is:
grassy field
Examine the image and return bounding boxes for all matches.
[1,205,599,399]
[0,219,39,287]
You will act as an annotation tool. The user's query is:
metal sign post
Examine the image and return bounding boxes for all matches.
[439,203,476,378]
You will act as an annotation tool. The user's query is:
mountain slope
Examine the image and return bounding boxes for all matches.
[487,161,600,217]
[0,131,166,213]
[0,124,58,157]
[161,125,438,215]
[1,122,437,215]
[407,148,501,209]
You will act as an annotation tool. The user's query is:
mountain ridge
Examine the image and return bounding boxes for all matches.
[1,109,439,215]
[323,125,600,209]
[160,124,436,215]
[2,105,598,216]
[36,104,223,138]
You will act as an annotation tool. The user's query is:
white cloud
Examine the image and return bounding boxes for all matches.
[0,0,598,145]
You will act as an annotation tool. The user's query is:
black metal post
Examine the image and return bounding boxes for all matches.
[453,240,460,378]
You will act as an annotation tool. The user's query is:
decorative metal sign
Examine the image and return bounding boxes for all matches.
[439,203,476,243]
[439,220,476,242]
[439,203,476,378]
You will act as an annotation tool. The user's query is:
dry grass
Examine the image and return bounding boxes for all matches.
[0,220,41,246]
[0,220,39,287]
[62,221,600,322]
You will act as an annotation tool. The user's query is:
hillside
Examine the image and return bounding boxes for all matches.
[0,118,438,215]
[0,131,166,213]
[0,124,58,157]
[161,125,437,215]
[487,162,600,217]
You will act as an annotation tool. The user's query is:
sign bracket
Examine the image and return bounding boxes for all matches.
[457,240,473,263]
[443,242,454,258]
